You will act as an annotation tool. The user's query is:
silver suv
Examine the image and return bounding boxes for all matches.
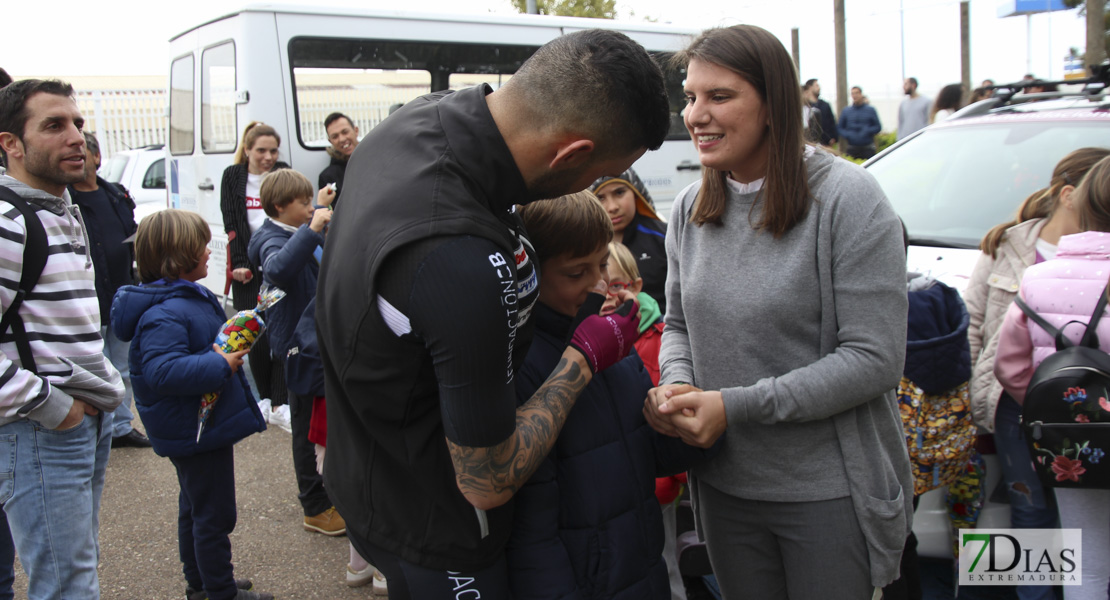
[102,144,167,223]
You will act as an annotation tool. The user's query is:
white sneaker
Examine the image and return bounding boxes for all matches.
[347,564,388,595]
[372,570,388,596]
[269,404,292,433]
[257,398,272,422]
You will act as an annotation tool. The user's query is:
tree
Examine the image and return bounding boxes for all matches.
[509,0,617,19]
[1062,0,1109,60]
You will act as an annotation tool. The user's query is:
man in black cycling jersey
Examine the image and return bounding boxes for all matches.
[316,30,671,599]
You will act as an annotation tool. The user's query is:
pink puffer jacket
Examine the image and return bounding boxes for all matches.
[994,231,1110,403]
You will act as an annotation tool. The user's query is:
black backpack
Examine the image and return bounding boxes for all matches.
[0,185,48,374]
[1015,286,1110,490]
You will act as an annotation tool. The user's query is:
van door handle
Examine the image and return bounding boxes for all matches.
[676,161,701,171]
[198,179,215,191]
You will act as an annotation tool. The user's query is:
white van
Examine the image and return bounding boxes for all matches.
[166,5,702,294]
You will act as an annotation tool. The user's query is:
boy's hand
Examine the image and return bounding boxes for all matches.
[309,207,333,233]
[215,344,250,374]
[316,185,336,207]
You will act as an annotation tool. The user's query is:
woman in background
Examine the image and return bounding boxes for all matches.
[220,121,289,406]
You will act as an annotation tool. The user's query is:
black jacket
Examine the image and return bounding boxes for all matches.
[507,303,713,600]
[317,85,533,571]
[621,214,668,315]
[219,161,289,310]
[318,148,348,210]
[68,177,137,317]
[810,98,839,146]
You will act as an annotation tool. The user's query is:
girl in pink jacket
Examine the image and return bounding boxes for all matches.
[995,155,1110,600]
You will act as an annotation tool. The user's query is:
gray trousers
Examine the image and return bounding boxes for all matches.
[697,482,878,600]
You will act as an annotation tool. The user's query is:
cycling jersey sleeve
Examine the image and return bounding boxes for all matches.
[378,236,522,448]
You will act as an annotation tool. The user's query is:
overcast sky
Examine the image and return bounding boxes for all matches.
[5,0,1089,102]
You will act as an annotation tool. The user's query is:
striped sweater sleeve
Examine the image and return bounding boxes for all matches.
[0,200,124,427]
[0,203,52,420]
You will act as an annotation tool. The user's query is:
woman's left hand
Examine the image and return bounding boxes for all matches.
[655,390,726,448]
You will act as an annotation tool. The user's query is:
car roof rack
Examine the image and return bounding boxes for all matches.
[951,63,1109,120]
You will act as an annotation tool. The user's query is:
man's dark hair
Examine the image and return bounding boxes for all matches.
[906,77,918,87]
[803,78,818,89]
[324,112,353,130]
[852,86,863,93]
[0,79,76,164]
[83,131,99,156]
[0,68,12,89]
[506,29,670,156]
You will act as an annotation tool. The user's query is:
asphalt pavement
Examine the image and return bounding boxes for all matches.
[11,418,382,600]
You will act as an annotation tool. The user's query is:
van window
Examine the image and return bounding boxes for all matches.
[655,53,691,141]
[201,42,238,153]
[293,67,432,147]
[143,159,166,189]
[288,37,689,149]
[169,55,195,155]
[289,37,538,149]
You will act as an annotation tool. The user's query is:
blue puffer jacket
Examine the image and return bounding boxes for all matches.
[110,279,266,457]
[246,219,324,359]
[838,103,882,147]
[507,303,716,600]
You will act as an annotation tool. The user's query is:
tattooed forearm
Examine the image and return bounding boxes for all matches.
[447,354,590,510]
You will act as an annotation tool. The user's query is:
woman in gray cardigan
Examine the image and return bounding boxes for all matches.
[644,25,913,599]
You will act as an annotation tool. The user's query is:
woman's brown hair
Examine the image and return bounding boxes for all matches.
[232,121,281,165]
[1074,155,1110,233]
[979,147,1110,257]
[672,25,810,236]
[135,209,211,283]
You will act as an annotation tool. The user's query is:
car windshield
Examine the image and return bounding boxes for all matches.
[867,119,1110,249]
[103,154,130,184]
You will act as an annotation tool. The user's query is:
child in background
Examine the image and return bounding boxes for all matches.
[286,297,390,595]
[508,192,715,600]
[590,169,668,314]
[995,155,1110,600]
[966,148,1108,600]
[246,170,345,537]
[110,210,270,600]
[604,240,686,600]
[603,241,665,385]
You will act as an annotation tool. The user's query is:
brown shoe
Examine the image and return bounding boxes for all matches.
[303,506,346,536]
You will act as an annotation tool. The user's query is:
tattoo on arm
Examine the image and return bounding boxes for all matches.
[447,356,589,508]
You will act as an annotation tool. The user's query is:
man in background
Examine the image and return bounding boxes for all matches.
[898,77,932,139]
[318,112,359,209]
[839,86,882,160]
[68,131,150,449]
[802,78,837,147]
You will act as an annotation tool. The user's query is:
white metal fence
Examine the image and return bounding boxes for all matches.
[76,89,167,161]
[295,84,431,145]
[76,84,449,160]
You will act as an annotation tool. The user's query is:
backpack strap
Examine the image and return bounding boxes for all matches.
[0,186,49,374]
[1079,283,1110,348]
[1014,282,1110,351]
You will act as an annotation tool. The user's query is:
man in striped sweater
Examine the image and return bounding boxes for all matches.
[0,79,126,599]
